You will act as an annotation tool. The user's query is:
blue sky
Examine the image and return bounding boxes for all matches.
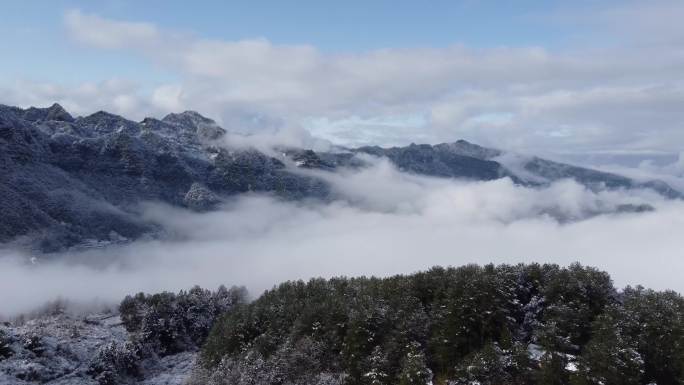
[4,1,574,48]
[0,0,600,84]
[1,0,684,165]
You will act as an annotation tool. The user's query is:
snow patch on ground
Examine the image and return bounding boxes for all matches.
[0,313,196,385]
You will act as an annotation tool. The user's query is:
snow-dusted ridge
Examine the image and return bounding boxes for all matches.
[0,103,680,253]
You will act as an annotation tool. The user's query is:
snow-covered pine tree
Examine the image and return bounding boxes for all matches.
[397,342,431,385]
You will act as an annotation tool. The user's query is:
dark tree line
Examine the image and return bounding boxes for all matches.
[193,263,684,385]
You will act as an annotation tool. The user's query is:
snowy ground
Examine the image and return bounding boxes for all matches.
[0,313,196,385]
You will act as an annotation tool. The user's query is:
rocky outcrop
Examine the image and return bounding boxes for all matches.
[183,183,221,211]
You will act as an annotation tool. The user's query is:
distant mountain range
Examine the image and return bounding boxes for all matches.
[1,103,679,252]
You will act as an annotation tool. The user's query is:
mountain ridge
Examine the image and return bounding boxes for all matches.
[0,103,679,251]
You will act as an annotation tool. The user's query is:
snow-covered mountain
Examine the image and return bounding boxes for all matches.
[1,103,679,251]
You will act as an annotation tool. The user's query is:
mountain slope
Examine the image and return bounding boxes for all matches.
[0,104,327,251]
[0,103,679,251]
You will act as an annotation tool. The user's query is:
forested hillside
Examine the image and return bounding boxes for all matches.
[2,264,682,384]
[193,264,684,385]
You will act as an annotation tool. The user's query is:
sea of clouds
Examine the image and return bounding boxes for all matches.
[2,158,683,318]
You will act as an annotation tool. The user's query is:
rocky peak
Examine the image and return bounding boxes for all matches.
[44,103,74,122]
[10,103,75,123]
[162,111,226,141]
[76,111,140,137]
[162,111,214,129]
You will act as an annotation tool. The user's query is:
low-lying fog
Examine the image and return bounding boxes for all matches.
[2,159,684,318]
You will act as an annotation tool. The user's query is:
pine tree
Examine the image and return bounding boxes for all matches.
[535,321,570,385]
[364,346,390,385]
[397,342,431,385]
[453,343,512,385]
[621,287,684,385]
[571,307,643,385]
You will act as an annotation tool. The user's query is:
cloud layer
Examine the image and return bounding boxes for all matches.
[2,161,683,318]
[2,2,684,159]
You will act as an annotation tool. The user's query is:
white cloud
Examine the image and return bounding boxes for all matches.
[151,84,184,112]
[64,9,162,50]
